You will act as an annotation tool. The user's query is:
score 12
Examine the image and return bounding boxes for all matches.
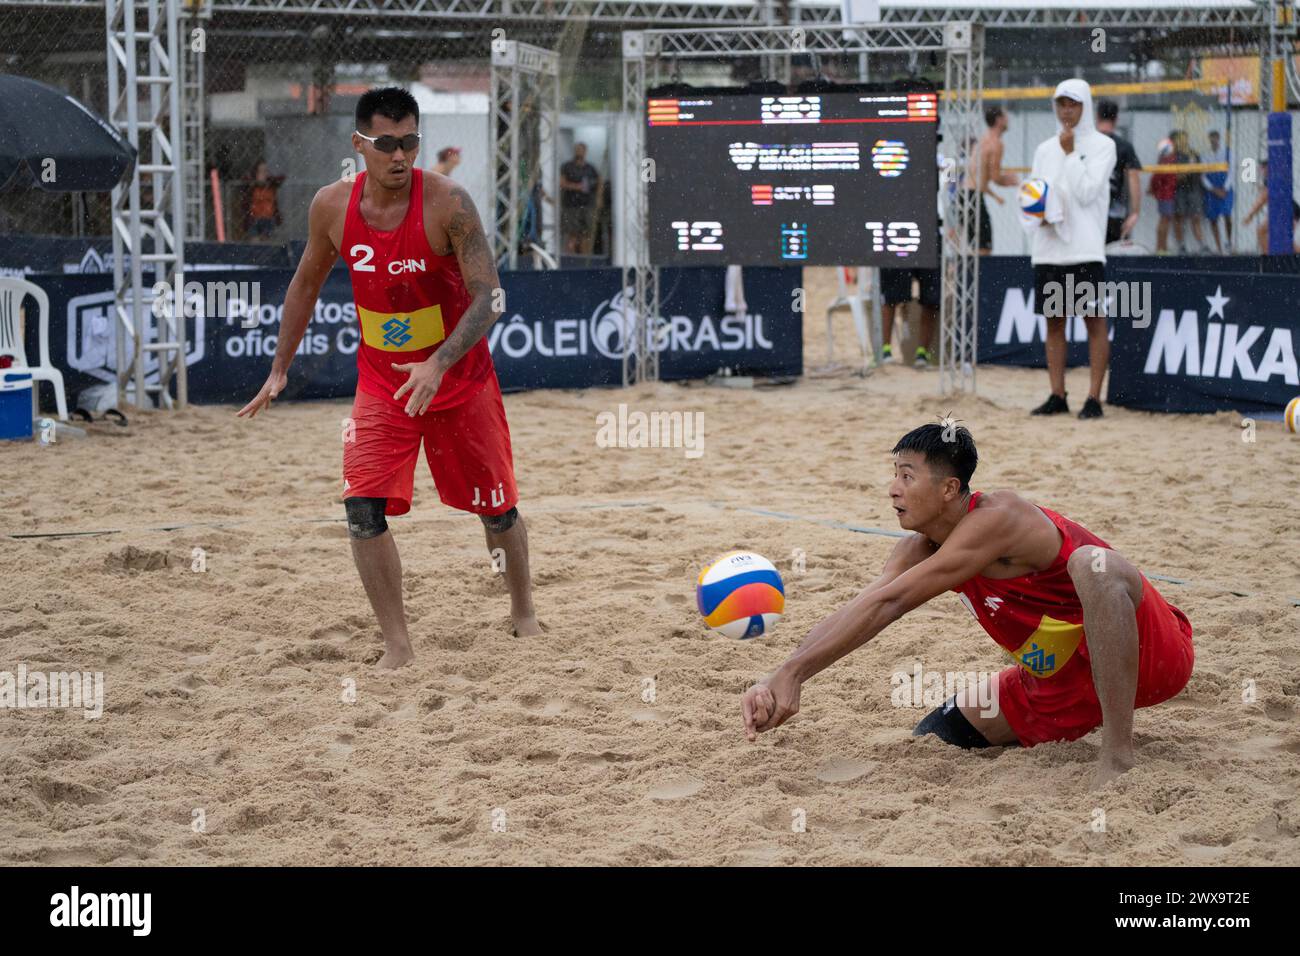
[671,221,724,252]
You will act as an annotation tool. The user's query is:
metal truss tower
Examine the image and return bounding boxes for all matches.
[13,0,1272,31]
[490,39,561,271]
[181,0,209,242]
[105,0,188,409]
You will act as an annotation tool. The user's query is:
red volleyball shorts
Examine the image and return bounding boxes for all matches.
[342,381,518,518]
[996,578,1195,747]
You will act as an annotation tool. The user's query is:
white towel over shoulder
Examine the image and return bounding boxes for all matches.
[1018,179,1071,244]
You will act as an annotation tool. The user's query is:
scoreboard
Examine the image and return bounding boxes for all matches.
[646,90,939,268]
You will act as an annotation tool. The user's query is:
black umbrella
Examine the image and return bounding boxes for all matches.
[0,74,136,192]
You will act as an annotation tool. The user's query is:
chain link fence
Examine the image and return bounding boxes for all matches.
[0,3,1282,256]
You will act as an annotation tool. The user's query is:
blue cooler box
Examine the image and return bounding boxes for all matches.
[0,370,34,441]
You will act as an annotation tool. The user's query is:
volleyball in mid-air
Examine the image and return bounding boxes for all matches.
[696,551,785,639]
[1286,396,1300,434]
[1019,178,1049,218]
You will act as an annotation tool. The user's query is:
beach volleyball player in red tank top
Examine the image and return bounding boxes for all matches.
[238,88,541,667]
[741,423,1194,788]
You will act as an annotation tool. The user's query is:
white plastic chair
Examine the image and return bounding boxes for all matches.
[823,266,877,373]
[0,276,68,421]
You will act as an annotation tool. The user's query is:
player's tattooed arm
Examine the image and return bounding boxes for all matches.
[435,184,503,370]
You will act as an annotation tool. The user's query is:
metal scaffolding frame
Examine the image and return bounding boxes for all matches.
[8,0,1273,31]
[490,39,561,270]
[105,0,188,409]
[620,29,657,386]
[181,0,208,242]
[1264,0,1297,116]
[28,0,1275,406]
[622,20,984,393]
[940,20,980,396]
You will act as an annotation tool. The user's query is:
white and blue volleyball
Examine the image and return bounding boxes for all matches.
[1019,178,1048,218]
[696,551,785,639]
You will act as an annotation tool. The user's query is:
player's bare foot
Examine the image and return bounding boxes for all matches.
[376,641,415,669]
[512,615,544,638]
[1091,750,1135,790]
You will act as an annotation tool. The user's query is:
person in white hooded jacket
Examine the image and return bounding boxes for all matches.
[1027,78,1116,419]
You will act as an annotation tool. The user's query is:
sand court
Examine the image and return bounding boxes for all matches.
[2,269,1298,865]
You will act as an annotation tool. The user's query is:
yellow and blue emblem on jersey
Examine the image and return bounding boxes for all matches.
[1006,614,1083,678]
[358,303,445,351]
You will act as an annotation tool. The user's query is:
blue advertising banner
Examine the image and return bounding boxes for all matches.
[0,234,290,278]
[486,267,801,390]
[976,257,1300,413]
[21,265,802,407]
[976,256,1278,369]
[1108,271,1300,415]
[976,256,1094,367]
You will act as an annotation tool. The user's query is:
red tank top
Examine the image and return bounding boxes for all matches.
[340,168,493,410]
[952,492,1114,680]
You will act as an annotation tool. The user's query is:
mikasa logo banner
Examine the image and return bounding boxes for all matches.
[993,279,1298,388]
[1143,287,1298,385]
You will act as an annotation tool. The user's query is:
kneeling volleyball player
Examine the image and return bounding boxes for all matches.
[741,423,1194,789]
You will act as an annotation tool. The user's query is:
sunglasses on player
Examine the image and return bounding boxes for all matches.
[354,130,421,154]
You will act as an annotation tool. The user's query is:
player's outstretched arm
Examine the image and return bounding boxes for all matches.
[391,185,502,416]
[742,510,1010,740]
[785,533,930,658]
[237,187,339,418]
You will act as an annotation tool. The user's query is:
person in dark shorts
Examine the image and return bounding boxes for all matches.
[1094,99,1141,245]
[965,106,1019,254]
[1170,131,1208,253]
[879,266,939,368]
[1201,130,1233,253]
[1026,79,1116,419]
[560,142,600,253]
[1033,260,1108,414]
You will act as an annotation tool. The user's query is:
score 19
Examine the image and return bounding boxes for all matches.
[864,221,922,256]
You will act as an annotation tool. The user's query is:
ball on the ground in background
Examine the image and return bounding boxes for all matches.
[1286,396,1300,433]
[696,551,785,639]
[1019,178,1048,219]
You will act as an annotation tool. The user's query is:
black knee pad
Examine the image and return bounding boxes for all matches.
[344,497,388,540]
[479,506,519,534]
[912,695,992,749]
